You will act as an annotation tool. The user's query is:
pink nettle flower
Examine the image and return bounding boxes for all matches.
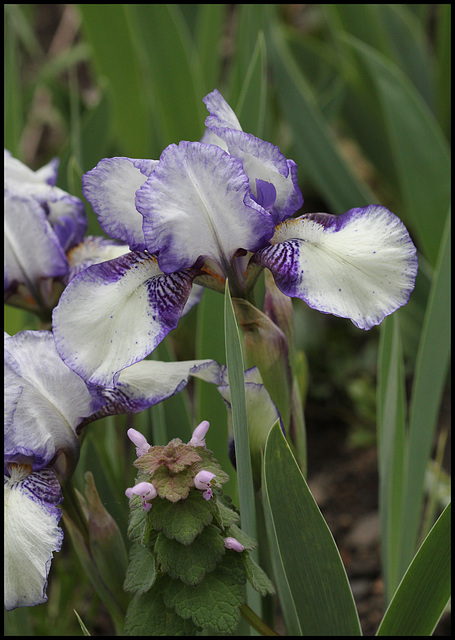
[188,420,210,448]
[194,470,216,501]
[125,481,157,511]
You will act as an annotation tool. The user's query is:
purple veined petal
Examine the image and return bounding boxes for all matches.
[82,157,158,251]
[203,90,303,223]
[254,205,418,330]
[96,359,222,416]
[4,465,63,611]
[136,141,275,274]
[4,193,69,297]
[52,251,197,388]
[4,331,98,474]
[66,235,130,283]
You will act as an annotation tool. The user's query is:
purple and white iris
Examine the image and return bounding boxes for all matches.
[4,150,87,314]
[4,329,218,610]
[52,89,417,388]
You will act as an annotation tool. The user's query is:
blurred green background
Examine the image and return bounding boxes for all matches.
[4,4,450,635]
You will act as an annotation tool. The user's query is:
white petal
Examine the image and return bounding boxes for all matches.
[66,235,130,282]
[4,331,95,472]
[254,206,418,330]
[203,90,303,222]
[101,359,221,414]
[82,157,158,250]
[4,467,63,611]
[4,193,68,292]
[218,367,281,455]
[136,141,274,274]
[53,251,196,388]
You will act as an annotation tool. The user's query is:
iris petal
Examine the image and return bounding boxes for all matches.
[4,466,63,611]
[254,205,418,330]
[4,193,68,295]
[203,89,303,223]
[82,157,158,251]
[98,359,221,415]
[136,141,274,274]
[4,331,95,472]
[53,251,197,387]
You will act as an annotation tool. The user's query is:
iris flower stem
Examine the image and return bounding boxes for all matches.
[240,604,280,636]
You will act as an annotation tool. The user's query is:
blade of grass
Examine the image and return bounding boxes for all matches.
[224,280,260,628]
[263,422,362,636]
[77,4,152,157]
[266,6,375,213]
[234,31,267,139]
[340,35,450,266]
[399,210,451,575]
[132,4,206,149]
[376,502,451,636]
[376,314,407,601]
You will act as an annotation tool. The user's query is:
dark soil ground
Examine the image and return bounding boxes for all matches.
[305,407,451,637]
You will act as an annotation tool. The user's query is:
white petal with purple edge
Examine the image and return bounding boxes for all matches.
[4,331,96,472]
[100,359,222,415]
[203,88,243,131]
[82,157,158,251]
[217,367,282,454]
[66,235,130,282]
[4,466,63,611]
[4,193,68,292]
[53,251,196,388]
[254,206,418,330]
[136,141,275,274]
[203,89,303,223]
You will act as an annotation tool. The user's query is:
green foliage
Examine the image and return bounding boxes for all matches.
[124,439,273,635]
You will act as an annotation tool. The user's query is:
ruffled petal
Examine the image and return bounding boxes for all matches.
[4,466,63,611]
[66,235,130,282]
[45,193,87,253]
[4,193,68,296]
[97,359,221,415]
[4,331,97,472]
[53,251,197,388]
[136,141,275,274]
[82,157,158,251]
[5,152,87,252]
[254,205,418,330]
[203,89,303,223]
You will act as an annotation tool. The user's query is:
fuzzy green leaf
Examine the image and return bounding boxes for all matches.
[162,552,247,634]
[243,553,276,597]
[124,543,156,594]
[155,524,226,586]
[127,500,149,543]
[226,523,257,551]
[214,496,241,529]
[150,490,216,545]
[193,447,230,485]
[124,582,198,636]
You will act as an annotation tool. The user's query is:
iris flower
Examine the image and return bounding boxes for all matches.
[4,150,87,315]
[53,89,417,388]
[4,329,218,610]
